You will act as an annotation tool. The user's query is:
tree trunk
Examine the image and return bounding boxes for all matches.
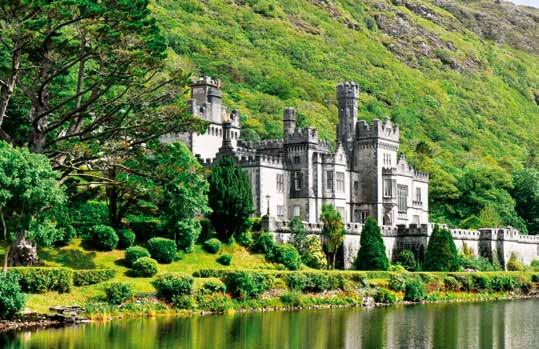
[107,167,120,228]
[0,47,21,131]
[1,208,7,274]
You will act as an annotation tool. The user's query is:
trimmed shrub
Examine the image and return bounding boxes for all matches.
[217,254,232,266]
[490,275,516,291]
[196,294,231,312]
[147,237,177,264]
[449,273,474,291]
[389,273,407,292]
[355,217,389,271]
[73,269,116,286]
[225,272,274,300]
[152,273,194,302]
[125,246,150,267]
[424,225,459,271]
[396,250,417,271]
[531,260,539,272]
[0,273,25,319]
[117,229,136,249]
[280,291,304,307]
[199,280,227,295]
[236,231,254,248]
[172,295,195,309]
[473,274,492,290]
[271,244,301,270]
[404,278,426,302]
[126,214,163,242]
[8,267,73,293]
[374,288,397,304]
[252,232,275,255]
[131,257,158,277]
[203,238,222,254]
[507,253,525,271]
[443,276,461,291]
[286,273,308,291]
[88,225,119,251]
[105,282,133,305]
[300,236,328,270]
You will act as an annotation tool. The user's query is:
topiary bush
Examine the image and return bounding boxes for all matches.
[8,267,73,293]
[88,225,119,251]
[374,288,397,304]
[236,231,254,248]
[270,244,301,270]
[252,231,275,255]
[147,237,177,263]
[203,238,222,254]
[404,278,426,302]
[199,279,227,295]
[396,250,417,271]
[152,273,193,302]
[131,257,158,277]
[507,253,526,271]
[0,273,25,319]
[224,272,274,300]
[300,236,328,270]
[105,282,133,305]
[423,225,459,271]
[216,254,232,266]
[73,269,116,286]
[117,229,136,249]
[125,246,150,267]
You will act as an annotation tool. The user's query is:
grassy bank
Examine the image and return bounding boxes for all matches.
[1,240,537,318]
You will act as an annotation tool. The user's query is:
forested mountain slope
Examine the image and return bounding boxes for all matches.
[151,0,538,229]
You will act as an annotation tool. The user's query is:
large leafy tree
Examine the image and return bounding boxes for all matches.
[0,142,65,271]
[511,168,539,234]
[320,204,345,269]
[424,225,460,272]
[0,0,202,172]
[208,156,253,242]
[355,217,389,271]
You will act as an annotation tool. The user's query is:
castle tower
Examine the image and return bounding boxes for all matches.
[188,76,223,123]
[283,107,297,136]
[336,81,359,151]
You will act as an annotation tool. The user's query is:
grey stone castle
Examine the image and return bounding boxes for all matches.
[162,76,539,269]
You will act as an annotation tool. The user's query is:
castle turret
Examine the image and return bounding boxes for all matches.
[283,107,297,136]
[188,76,223,124]
[336,81,359,150]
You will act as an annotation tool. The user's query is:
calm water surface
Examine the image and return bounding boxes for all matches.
[1,299,538,349]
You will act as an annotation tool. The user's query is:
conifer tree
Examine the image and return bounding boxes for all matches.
[423,225,460,271]
[208,156,253,242]
[355,217,389,270]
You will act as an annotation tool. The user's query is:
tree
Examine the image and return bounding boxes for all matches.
[0,0,203,171]
[512,168,539,234]
[320,204,345,269]
[208,156,253,242]
[424,225,460,271]
[355,217,389,271]
[289,217,308,252]
[0,142,65,272]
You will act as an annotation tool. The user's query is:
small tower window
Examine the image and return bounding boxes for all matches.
[294,171,302,191]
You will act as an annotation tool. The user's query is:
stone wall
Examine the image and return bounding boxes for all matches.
[263,217,539,269]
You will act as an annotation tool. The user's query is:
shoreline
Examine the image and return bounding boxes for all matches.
[3,292,537,334]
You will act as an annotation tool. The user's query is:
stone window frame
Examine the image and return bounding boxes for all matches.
[360,210,368,223]
[276,174,284,192]
[293,171,302,191]
[277,205,285,219]
[413,215,420,224]
[293,206,301,217]
[326,170,333,191]
[336,172,345,193]
[397,184,408,213]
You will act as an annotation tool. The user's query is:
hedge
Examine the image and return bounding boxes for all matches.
[73,269,116,286]
[8,267,73,293]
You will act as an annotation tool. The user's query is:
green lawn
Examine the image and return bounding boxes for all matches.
[8,239,270,313]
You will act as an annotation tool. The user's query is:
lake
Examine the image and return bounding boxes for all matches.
[2,299,538,349]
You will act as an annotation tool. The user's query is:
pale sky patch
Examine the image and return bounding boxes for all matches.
[508,0,539,7]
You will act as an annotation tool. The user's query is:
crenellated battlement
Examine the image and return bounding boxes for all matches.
[236,153,284,168]
[356,118,400,142]
[251,139,284,149]
[336,81,360,100]
[285,127,319,144]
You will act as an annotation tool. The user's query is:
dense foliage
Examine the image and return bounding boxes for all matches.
[224,271,274,300]
[270,244,302,270]
[424,226,460,271]
[395,250,417,271]
[73,269,116,287]
[131,257,158,277]
[88,225,119,251]
[320,204,345,269]
[147,237,177,264]
[203,238,222,254]
[124,246,151,267]
[404,278,426,302]
[117,229,136,250]
[216,254,232,266]
[208,156,253,242]
[152,273,194,302]
[105,282,134,305]
[8,267,73,293]
[0,273,25,319]
[355,217,389,271]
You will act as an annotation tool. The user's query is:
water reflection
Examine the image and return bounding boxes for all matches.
[2,299,538,349]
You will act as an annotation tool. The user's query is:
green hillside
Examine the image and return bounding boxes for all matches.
[152,0,538,228]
